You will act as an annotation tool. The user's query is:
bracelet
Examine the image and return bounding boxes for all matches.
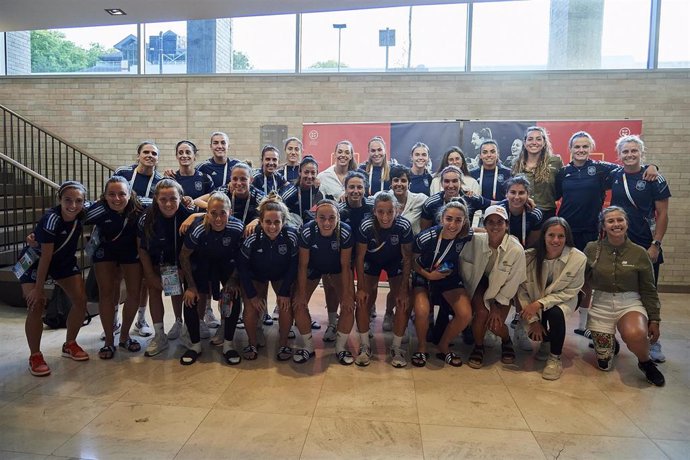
[648,320,660,324]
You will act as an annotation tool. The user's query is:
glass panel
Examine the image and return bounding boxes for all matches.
[6,25,138,75]
[471,0,551,71]
[301,4,467,72]
[658,0,690,68]
[143,21,187,74]
[600,0,650,69]
[230,14,296,72]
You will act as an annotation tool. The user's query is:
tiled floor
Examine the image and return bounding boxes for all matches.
[0,290,688,459]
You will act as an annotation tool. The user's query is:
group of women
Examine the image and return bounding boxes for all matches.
[19,128,669,387]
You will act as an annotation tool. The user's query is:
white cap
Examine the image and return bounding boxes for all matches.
[484,205,508,221]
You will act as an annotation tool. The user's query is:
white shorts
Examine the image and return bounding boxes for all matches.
[587,291,648,335]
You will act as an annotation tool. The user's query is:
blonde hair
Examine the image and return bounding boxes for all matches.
[203,191,232,233]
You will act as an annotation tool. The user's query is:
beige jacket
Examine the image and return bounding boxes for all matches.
[460,232,526,309]
[400,191,427,235]
[518,246,587,320]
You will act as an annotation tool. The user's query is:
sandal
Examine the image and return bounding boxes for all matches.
[467,345,485,369]
[276,346,293,361]
[293,348,315,364]
[98,345,116,360]
[311,320,321,330]
[411,352,429,367]
[437,351,463,367]
[336,350,354,366]
[501,340,516,364]
[118,337,141,353]
[242,345,258,360]
[180,349,200,365]
[224,349,241,365]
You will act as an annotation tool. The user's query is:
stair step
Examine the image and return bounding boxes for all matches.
[0,208,44,226]
[0,195,53,209]
[0,183,35,196]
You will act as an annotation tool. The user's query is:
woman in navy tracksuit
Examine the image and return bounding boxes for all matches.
[281,156,324,225]
[21,181,90,376]
[238,194,299,362]
[252,145,287,194]
[178,191,243,365]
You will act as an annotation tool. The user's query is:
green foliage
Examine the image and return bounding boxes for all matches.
[232,50,252,70]
[30,30,108,73]
[309,60,348,69]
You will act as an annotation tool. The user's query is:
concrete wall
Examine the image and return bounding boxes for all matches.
[0,70,688,287]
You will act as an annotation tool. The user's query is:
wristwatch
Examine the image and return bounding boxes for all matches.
[652,240,662,249]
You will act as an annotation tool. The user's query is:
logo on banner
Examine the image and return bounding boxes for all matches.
[619,127,631,137]
[587,166,596,176]
[278,244,287,255]
[308,130,319,141]
[636,180,646,191]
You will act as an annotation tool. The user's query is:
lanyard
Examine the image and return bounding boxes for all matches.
[430,231,454,271]
[479,166,498,200]
[131,168,154,198]
[159,215,177,265]
[232,191,250,224]
[222,161,229,186]
[298,186,313,218]
[521,211,527,247]
[368,168,383,195]
[622,173,638,209]
[110,218,128,243]
[262,174,277,194]
[55,220,78,254]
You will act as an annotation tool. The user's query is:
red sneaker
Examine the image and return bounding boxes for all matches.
[62,341,89,361]
[29,352,51,376]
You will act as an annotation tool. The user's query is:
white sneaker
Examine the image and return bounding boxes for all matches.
[390,347,407,368]
[536,341,550,361]
[649,341,666,363]
[323,324,337,342]
[355,345,371,367]
[134,319,154,337]
[199,320,212,339]
[100,322,121,341]
[382,313,393,332]
[514,324,533,351]
[167,318,183,340]
[144,333,169,357]
[204,308,220,328]
[542,355,563,380]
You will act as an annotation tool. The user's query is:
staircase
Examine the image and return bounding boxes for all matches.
[0,105,115,307]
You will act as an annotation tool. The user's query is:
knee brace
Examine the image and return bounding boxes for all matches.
[590,331,615,361]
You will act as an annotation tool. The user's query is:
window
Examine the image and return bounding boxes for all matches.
[301,4,467,72]
[6,25,138,75]
[600,0,650,69]
[658,0,690,68]
[231,14,296,72]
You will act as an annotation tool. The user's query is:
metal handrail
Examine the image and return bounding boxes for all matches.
[0,104,112,170]
[0,152,59,190]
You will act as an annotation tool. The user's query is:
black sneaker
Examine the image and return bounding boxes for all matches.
[597,358,613,371]
[638,360,665,387]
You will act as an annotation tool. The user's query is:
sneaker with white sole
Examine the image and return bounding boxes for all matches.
[144,333,169,357]
[649,341,666,363]
[199,320,212,339]
[355,345,371,367]
[29,352,51,376]
[100,322,122,341]
[204,308,220,328]
[638,360,665,387]
[514,324,533,351]
[535,341,550,361]
[62,341,89,361]
[323,324,337,342]
[542,355,563,380]
[390,347,407,368]
[134,319,154,337]
[167,318,183,340]
[510,312,520,329]
[263,313,274,326]
[382,313,393,332]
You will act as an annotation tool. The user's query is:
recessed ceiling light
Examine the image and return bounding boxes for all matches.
[105,8,126,16]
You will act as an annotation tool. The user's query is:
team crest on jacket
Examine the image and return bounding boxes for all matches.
[497,174,505,181]
[456,242,463,252]
[278,244,288,255]
[222,237,233,246]
[331,241,338,250]
[636,180,646,191]
[195,181,203,191]
[390,234,399,245]
[424,179,429,187]
[587,166,596,176]
[96,248,105,259]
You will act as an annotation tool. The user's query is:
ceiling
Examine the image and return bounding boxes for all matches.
[0,0,468,32]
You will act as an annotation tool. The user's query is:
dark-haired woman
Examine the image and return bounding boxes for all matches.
[518,217,586,380]
[469,140,512,203]
[137,179,196,357]
[282,156,324,226]
[21,181,90,376]
[583,206,664,386]
[430,147,480,196]
[86,176,144,359]
[253,145,287,194]
[178,192,243,365]
[239,194,299,362]
[280,137,303,183]
[295,200,355,364]
[197,132,239,189]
